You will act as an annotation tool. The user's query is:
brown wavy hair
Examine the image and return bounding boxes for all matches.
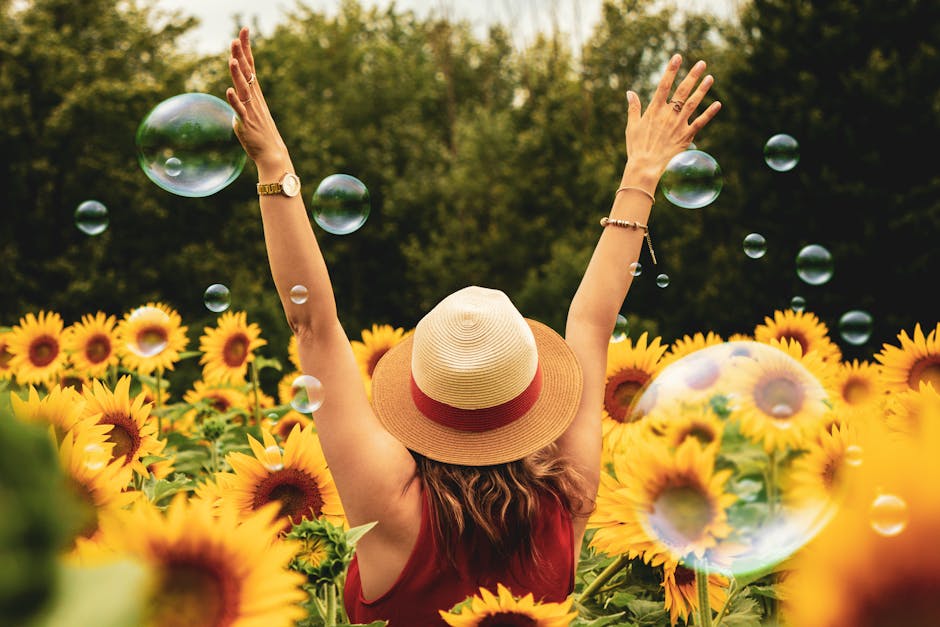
[409,443,593,573]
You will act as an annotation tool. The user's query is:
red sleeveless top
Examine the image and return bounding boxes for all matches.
[343,491,575,626]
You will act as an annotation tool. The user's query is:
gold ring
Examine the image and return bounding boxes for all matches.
[670,99,684,112]
[240,95,253,104]
[247,73,256,86]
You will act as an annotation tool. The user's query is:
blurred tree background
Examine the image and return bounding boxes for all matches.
[1,0,937,385]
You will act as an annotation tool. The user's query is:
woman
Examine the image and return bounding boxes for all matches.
[225,26,719,625]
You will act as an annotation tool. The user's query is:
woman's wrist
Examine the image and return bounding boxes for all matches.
[256,151,294,181]
[619,163,660,195]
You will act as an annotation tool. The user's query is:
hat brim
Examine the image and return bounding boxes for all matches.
[370,319,583,465]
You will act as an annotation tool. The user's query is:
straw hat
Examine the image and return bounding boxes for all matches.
[370,286,583,465]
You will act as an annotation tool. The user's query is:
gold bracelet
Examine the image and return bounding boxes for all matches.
[600,216,657,265]
[616,186,656,205]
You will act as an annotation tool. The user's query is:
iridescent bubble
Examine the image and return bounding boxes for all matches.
[629,262,642,277]
[261,445,284,472]
[656,273,670,288]
[74,200,109,236]
[623,341,836,577]
[289,284,309,304]
[796,244,834,285]
[743,233,767,259]
[660,149,723,209]
[125,306,170,358]
[790,296,807,312]
[311,173,370,235]
[687,142,697,150]
[869,493,908,537]
[611,315,629,343]
[764,133,800,172]
[203,284,231,313]
[136,92,246,197]
[290,374,325,414]
[838,310,873,346]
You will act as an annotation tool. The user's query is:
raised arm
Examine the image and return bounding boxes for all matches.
[558,54,721,513]
[225,28,418,531]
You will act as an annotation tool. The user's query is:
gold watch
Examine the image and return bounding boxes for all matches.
[257,172,301,197]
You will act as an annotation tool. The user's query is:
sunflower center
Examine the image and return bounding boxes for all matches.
[84,333,112,364]
[60,374,85,391]
[253,468,324,525]
[782,332,809,355]
[366,346,391,377]
[0,344,12,370]
[674,564,696,586]
[648,483,715,549]
[842,377,871,405]
[908,359,940,392]
[755,376,804,419]
[222,333,250,367]
[605,370,649,423]
[135,326,168,356]
[28,335,59,367]
[478,612,538,627]
[100,413,141,464]
[150,559,236,627]
[208,393,232,412]
[681,423,717,446]
[852,577,940,627]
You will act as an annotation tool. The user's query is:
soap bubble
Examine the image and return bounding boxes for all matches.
[743,233,767,259]
[660,149,723,209]
[869,493,908,537]
[614,341,837,578]
[838,310,873,346]
[124,306,170,358]
[289,285,309,304]
[764,134,800,172]
[136,92,246,197]
[611,315,629,343]
[790,296,807,312]
[629,262,642,277]
[290,374,325,414]
[75,200,109,236]
[796,244,834,285]
[311,173,370,235]
[656,273,670,288]
[203,284,231,313]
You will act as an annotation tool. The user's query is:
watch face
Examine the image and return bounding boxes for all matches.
[281,173,301,197]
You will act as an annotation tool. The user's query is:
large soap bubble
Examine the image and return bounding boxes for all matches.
[311,173,371,235]
[610,341,846,578]
[660,149,723,209]
[136,93,246,197]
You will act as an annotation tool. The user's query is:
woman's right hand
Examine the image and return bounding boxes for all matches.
[225,27,291,173]
[622,53,721,183]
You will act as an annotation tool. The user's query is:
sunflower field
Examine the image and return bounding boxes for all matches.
[2,300,938,626]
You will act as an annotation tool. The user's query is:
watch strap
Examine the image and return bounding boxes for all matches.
[257,181,284,195]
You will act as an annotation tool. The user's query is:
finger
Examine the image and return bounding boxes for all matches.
[652,54,682,109]
[687,101,722,138]
[239,27,256,73]
[231,40,253,85]
[671,59,707,105]
[228,57,253,105]
[626,90,641,129]
[225,86,248,121]
[682,74,714,113]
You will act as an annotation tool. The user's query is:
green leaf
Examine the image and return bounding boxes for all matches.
[31,559,149,627]
[572,612,629,627]
[344,521,378,547]
[175,350,203,361]
[253,356,283,372]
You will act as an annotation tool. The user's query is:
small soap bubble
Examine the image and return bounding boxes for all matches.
[790,296,807,312]
[266,411,280,421]
[660,149,723,209]
[869,493,908,537]
[743,233,767,259]
[844,444,863,468]
[796,244,834,285]
[290,374,325,414]
[656,273,670,288]
[629,262,642,277]
[764,133,800,172]
[75,200,109,236]
[136,92,246,197]
[83,442,109,472]
[838,310,873,346]
[261,445,284,472]
[125,306,171,358]
[203,284,231,313]
[312,173,371,235]
[289,284,309,304]
[611,315,629,343]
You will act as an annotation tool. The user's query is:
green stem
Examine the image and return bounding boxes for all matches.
[210,441,220,475]
[712,578,738,626]
[325,583,337,627]
[155,367,164,435]
[578,554,630,602]
[250,360,262,426]
[696,564,713,627]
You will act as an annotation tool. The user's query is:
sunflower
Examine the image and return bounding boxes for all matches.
[440,583,577,627]
[652,402,725,451]
[262,410,314,441]
[589,438,737,568]
[7,310,68,385]
[754,309,842,363]
[175,379,250,435]
[115,302,189,375]
[602,332,669,449]
[199,310,267,384]
[350,323,411,397]
[81,376,164,476]
[781,415,940,627]
[223,424,345,529]
[288,334,301,371]
[727,332,753,343]
[87,494,307,627]
[10,384,92,443]
[830,359,888,426]
[0,330,14,380]
[58,426,136,550]
[726,339,832,453]
[661,562,729,626]
[875,322,940,394]
[63,311,119,379]
[884,381,940,437]
[660,331,725,369]
[192,472,238,509]
[786,422,863,508]
[278,370,302,405]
